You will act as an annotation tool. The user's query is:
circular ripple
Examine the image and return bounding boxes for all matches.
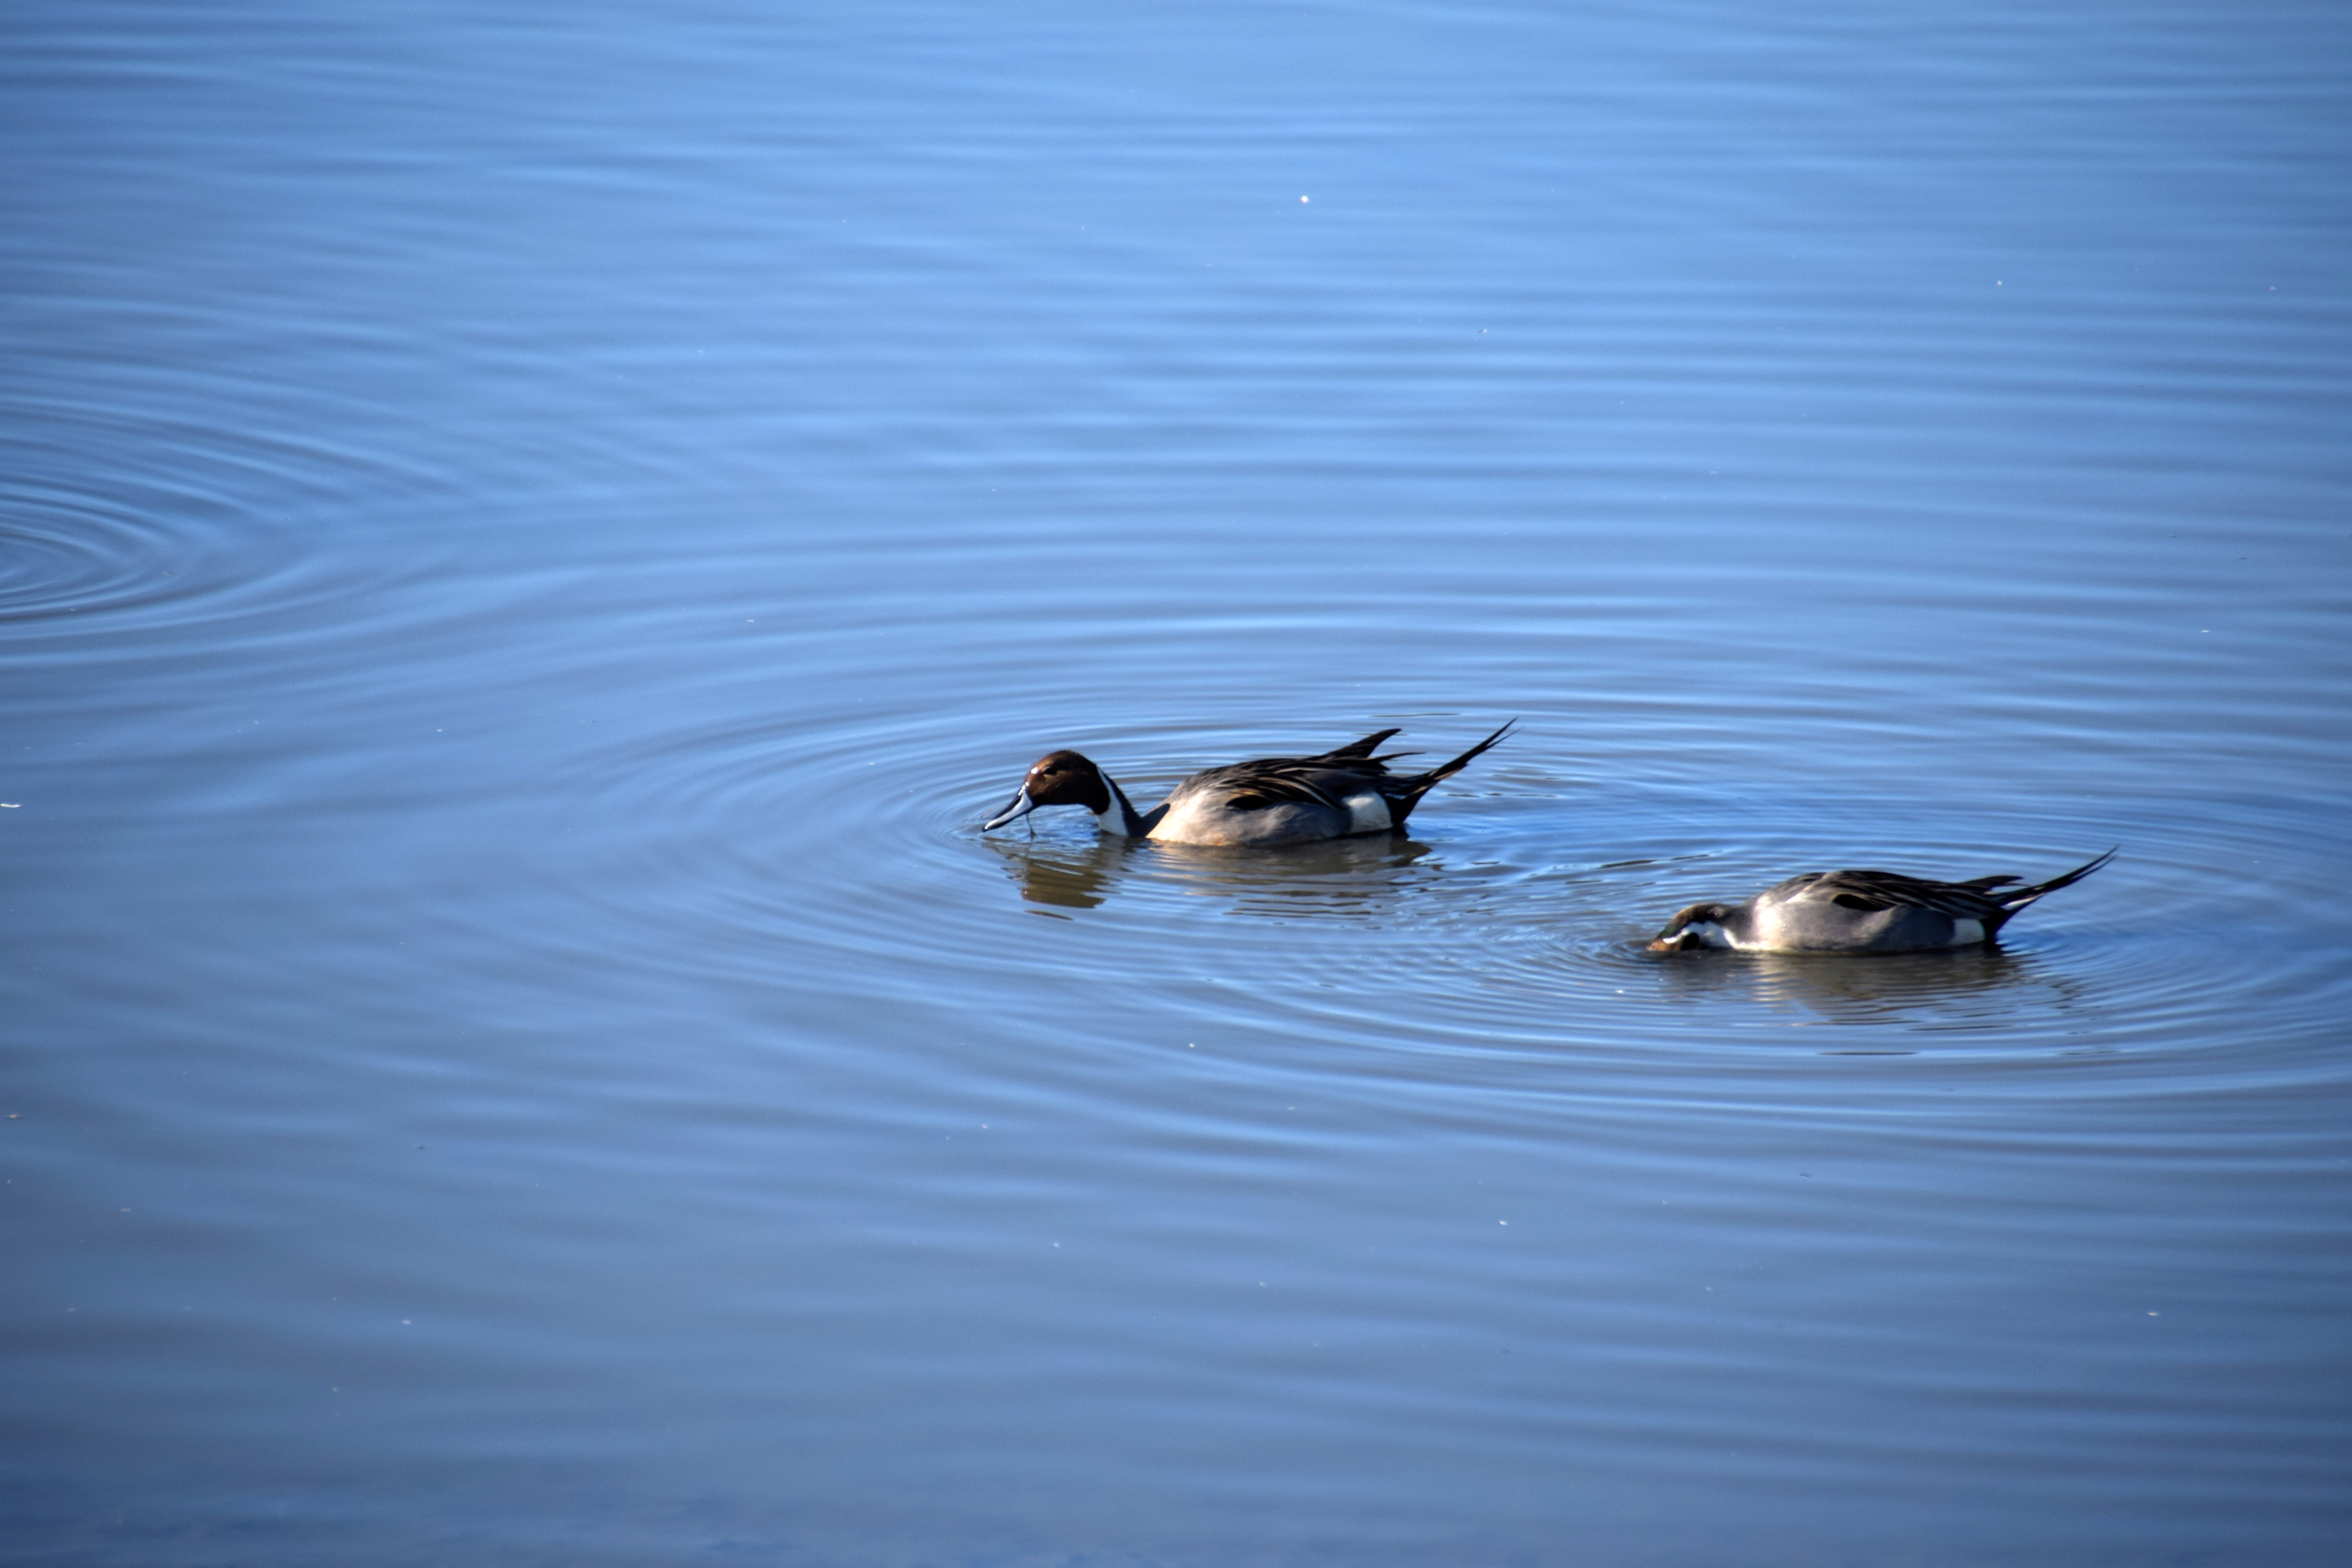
[1,467,217,625]
[541,662,2351,1083]
[0,400,400,644]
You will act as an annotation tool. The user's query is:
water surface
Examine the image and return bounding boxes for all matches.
[5,1,2350,1563]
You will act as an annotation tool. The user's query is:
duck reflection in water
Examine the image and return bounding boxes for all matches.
[1647,941,2093,1028]
[986,832,1436,916]
[988,835,1131,910]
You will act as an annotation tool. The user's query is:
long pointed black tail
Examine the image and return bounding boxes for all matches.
[1986,847,2117,932]
[1391,720,1515,824]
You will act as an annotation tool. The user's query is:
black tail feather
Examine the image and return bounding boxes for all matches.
[1985,848,2117,932]
[1318,728,1403,761]
[1391,720,1516,824]
[1998,847,2117,908]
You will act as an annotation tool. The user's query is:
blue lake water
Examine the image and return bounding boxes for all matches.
[5,1,2350,1562]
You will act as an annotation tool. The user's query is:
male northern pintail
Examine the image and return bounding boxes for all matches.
[1647,849,2115,954]
[981,722,1514,847]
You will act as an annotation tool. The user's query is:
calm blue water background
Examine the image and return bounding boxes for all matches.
[5,2,2350,1563]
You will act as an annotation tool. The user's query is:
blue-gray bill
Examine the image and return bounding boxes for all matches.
[982,788,1037,832]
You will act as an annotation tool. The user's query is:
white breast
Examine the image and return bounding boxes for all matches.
[1147,795,1226,844]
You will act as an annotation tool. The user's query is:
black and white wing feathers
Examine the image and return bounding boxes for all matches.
[1800,850,2116,931]
[1189,722,1513,819]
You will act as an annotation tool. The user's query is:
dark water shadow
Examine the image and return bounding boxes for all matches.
[985,834,1145,910]
[986,833,1439,918]
[1644,941,2094,1032]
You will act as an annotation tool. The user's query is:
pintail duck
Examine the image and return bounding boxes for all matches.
[1648,849,2115,954]
[982,722,1514,848]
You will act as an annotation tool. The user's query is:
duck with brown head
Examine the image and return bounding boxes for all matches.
[981,722,1513,848]
[983,750,1153,838]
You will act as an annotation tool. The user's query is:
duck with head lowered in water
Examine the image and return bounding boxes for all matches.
[1647,849,2115,954]
[982,721,1514,848]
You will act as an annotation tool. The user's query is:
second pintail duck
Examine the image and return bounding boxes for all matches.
[1648,849,2116,954]
[982,722,1514,847]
